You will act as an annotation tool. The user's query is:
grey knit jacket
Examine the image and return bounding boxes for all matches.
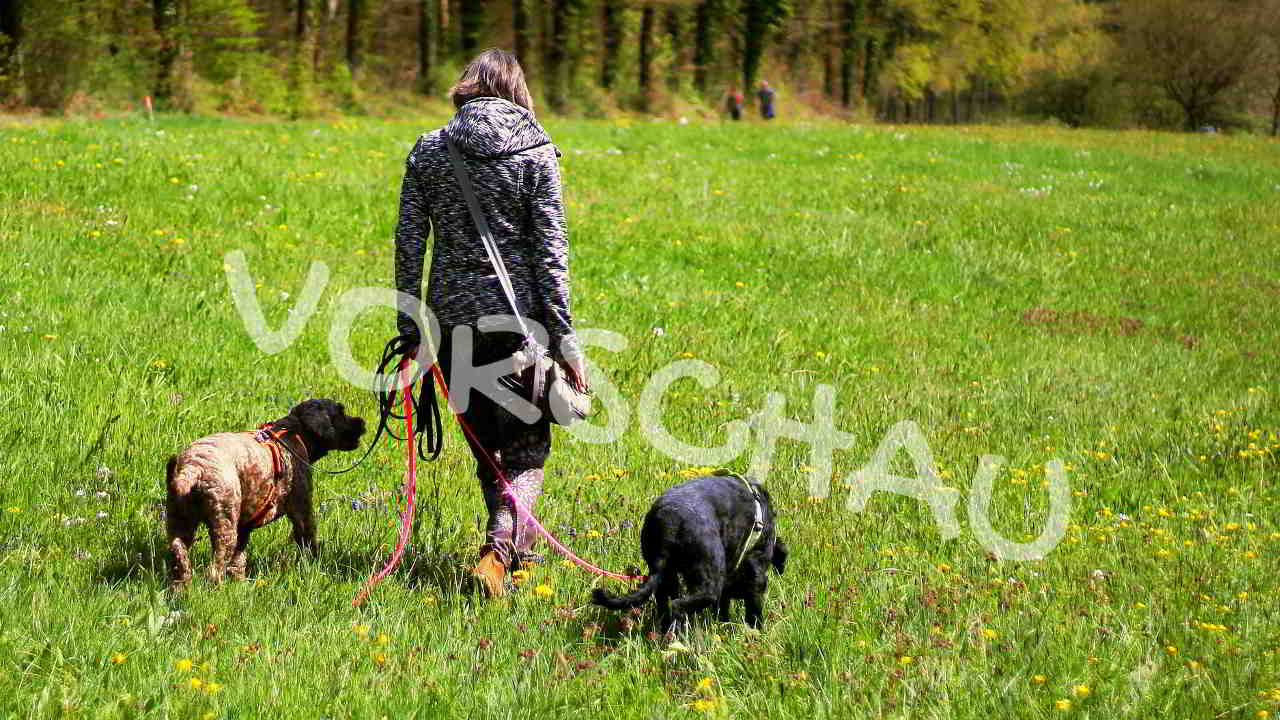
[394,97,576,357]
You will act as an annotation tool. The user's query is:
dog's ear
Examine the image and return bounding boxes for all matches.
[294,399,337,442]
[771,536,788,575]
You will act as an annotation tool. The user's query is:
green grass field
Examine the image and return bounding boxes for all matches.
[1,113,1278,719]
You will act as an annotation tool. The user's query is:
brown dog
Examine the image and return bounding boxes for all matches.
[165,399,366,588]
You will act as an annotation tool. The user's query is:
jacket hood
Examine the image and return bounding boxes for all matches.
[444,97,552,158]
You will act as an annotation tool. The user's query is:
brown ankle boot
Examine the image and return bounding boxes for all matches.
[472,551,507,598]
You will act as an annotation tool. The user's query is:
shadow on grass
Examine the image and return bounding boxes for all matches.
[96,529,170,586]
[309,542,473,598]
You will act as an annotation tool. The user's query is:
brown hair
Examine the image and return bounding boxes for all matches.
[450,48,534,112]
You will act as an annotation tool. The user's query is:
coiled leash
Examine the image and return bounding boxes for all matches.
[352,343,644,606]
[262,336,444,482]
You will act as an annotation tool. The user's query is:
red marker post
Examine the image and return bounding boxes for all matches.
[144,95,154,123]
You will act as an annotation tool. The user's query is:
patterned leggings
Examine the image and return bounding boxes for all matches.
[437,328,551,568]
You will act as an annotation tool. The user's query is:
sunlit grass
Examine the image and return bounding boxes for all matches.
[0,113,1277,718]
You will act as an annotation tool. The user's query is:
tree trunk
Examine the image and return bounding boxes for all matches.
[600,0,622,89]
[513,0,529,66]
[741,0,772,98]
[1271,72,1280,136]
[665,5,681,92]
[638,4,655,110]
[839,0,861,108]
[153,0,178,107]
[925,86,935,123]
[0,0,23,105]
[419,0,436,95]
[544,0,568,112]
[861,34,879,100]
[347,0,365,79]
[459,0,483,56]
[823,48,834,99]
[290,0,315,118]
[967,75,978,122]
[951,86,959,124]
[693,0,714,94]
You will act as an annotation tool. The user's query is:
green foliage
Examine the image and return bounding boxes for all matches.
[20,0,103,111]
[189,0,261,86]
[3,0,1280,128]
[203,50,292,115]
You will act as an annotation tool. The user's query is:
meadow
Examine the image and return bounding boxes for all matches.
[0,111,1278,719]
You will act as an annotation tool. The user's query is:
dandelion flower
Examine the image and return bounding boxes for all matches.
[898,655,914,665]
[1072,684,1091,698]
[353,624,370,638]
[692,698,718,712]
[511,569,530,584]
[376,633,389,645]
[534,584,554,598]
[1033,675,1046,684]
[982,628,998,640]
[1055,699,1072,711]
[372,652,387,666]
[176,658,194,672]
[189,677,203,690]
[111,653,127,664]
[695,677,714,693]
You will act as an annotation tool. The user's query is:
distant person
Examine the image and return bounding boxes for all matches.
[757,81,775,120]
[727,88,744,121]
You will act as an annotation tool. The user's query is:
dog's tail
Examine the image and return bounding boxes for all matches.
[166,455,197,497]
[591,559,664,610]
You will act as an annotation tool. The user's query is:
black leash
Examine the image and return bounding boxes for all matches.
[272,335,444,476]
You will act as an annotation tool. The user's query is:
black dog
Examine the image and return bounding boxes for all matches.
[593,473,787,631]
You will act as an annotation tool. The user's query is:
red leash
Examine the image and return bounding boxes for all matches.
[426,364,645,583]
[352,357,420,607]
[352,357,643,606]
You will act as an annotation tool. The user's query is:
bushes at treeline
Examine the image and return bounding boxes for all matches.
[0,0,1277,133]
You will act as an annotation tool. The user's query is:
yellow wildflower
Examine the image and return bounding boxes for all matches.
[982,628,998,640]
[1033,675,1046,684]
[176,658,193,672]
[189,678,203,690]
[692,698,718,713]
[534,584,554,598]
[898,655,914,665]
[1055,699,1072,711]
[695,677,714,693]
[110,653,127,665]
[1072,684,1091,698]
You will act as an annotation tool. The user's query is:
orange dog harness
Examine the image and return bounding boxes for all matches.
[244,425,291,529]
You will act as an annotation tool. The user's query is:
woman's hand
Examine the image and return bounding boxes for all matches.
[561,353,589,393]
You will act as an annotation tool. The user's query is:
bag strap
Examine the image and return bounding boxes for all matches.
[444,132,530,337]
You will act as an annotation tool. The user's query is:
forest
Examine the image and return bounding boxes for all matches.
[1,0,1278,133]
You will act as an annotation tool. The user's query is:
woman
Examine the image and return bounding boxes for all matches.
[393,49,585,597]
